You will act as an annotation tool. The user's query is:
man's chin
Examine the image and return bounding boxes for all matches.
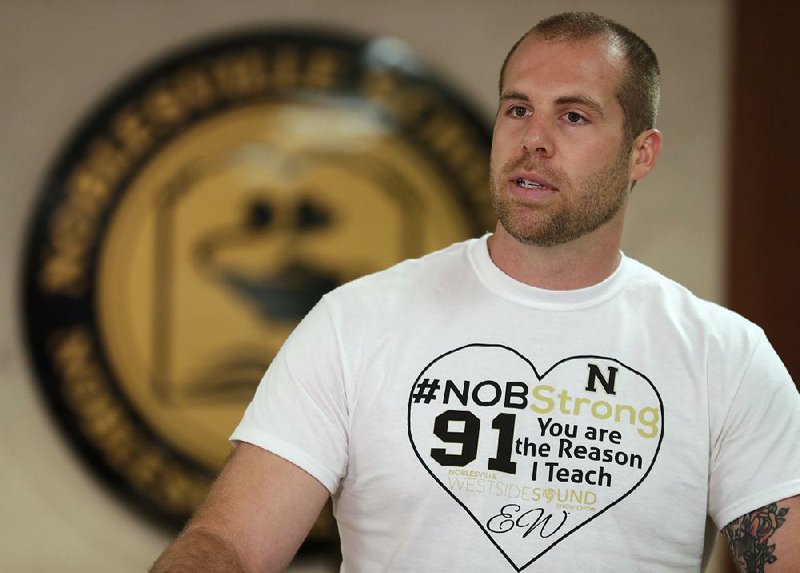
[499,218,567,248]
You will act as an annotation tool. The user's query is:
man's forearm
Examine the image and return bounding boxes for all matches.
[150,527,248,573]
[722,496,800,572]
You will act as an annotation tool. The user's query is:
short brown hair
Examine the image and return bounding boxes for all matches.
[499,12,660,143]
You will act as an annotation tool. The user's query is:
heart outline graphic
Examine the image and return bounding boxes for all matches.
[407,343,665,571]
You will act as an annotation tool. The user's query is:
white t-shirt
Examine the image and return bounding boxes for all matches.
[231,236,800,572]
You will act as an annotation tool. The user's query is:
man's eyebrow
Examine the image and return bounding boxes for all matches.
[500,92,606,117]
[554,95,605,117]
[499,91,530,102]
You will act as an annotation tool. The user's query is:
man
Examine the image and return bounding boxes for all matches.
[152,12,800,572]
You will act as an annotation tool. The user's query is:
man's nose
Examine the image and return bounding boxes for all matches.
[521,116,554,157]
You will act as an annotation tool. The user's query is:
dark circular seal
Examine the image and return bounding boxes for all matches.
[21,27,493,549]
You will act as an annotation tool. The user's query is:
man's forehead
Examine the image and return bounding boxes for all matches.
[503,34,627,94]
[509,33,625,72]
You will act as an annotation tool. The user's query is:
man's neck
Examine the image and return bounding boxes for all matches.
[487,222,624,291]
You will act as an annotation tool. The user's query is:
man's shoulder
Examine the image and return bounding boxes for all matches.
[624,256,763,338]
[311,238,480,337]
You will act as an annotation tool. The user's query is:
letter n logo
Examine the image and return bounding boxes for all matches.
[585,363,617,395]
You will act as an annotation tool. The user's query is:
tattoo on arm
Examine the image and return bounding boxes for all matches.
[723,502,790,572]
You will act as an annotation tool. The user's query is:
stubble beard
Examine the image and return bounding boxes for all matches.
[489,148,633,248]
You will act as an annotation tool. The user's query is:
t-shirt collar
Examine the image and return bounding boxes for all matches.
[467,234,630,310]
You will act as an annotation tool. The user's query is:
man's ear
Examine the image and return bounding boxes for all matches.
[630,128,662,182]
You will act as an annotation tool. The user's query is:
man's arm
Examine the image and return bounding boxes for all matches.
[150,441,330,573]
[722,495,800,572]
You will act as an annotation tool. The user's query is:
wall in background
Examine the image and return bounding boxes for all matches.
[728,0,800,386]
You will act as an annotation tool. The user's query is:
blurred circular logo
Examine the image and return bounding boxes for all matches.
[22,29,492,543]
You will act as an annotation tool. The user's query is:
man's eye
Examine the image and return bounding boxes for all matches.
[510,106,529,118]
[565,111,587,124]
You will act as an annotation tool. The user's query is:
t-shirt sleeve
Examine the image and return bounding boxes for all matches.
[230,297,348,494]
[708,333,800,528]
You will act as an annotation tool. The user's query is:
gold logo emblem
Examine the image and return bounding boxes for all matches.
[23,30,493,544]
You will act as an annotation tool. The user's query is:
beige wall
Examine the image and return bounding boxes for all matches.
[0,1,729,571]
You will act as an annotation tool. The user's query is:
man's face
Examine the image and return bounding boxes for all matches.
[490,34,635,247]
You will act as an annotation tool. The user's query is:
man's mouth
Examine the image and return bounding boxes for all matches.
[516,178,547,189]
[513,174,559,192]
